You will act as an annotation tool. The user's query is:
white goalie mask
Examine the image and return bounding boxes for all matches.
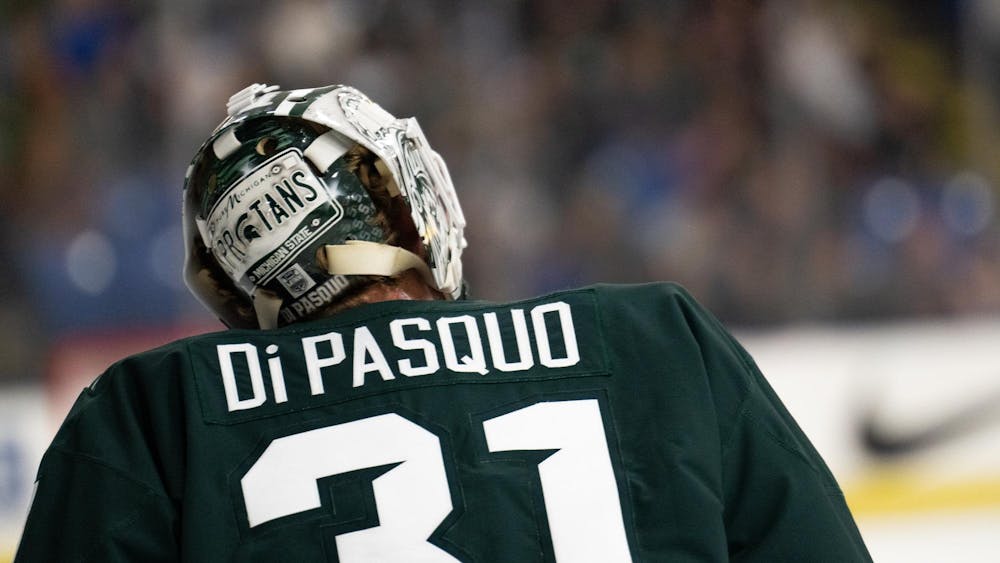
[182,84,467,329]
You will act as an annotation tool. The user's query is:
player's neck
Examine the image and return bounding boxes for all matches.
[333,269,445,312]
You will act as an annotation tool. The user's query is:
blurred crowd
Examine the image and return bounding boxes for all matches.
[2,0,1000,383]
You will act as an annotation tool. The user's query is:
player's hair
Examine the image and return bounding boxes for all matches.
[306,144,425,318]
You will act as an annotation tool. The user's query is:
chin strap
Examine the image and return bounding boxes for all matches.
[252,289,285,330]
[322,240,436,287]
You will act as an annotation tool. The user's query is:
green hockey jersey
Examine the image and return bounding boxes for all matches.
[15,283,871,562]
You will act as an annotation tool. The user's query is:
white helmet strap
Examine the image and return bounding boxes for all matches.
[323,241,436,287]
[252,289,285,330]
[250,241,434,330]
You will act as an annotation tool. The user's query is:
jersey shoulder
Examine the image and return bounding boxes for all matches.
[74,333,202,401]
[587,280,692,299]
[53,333,201,454]
[542,280,693,302]
[531,282,729,368]
[584,282,763,437]
[527,281,702,323]
[584,281,722,335]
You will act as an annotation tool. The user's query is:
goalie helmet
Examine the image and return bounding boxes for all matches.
[183,84,467,329]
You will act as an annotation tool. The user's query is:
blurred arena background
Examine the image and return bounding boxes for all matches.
[2,0,1000,560]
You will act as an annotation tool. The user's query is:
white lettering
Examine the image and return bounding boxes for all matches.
[265,344,288,404]
[531,302,580,368]
[390,318,440,377]
[219,300,586,416]
[484,310,534,372]
[437,315,488,375]
[218,343,267,411]
[302,331,346,394]
[353,326,395,387]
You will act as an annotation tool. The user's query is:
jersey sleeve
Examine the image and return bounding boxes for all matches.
[661,284,872,562]
[15,448,179,563]
[15,348,188,563]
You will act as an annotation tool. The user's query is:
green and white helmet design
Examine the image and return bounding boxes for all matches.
[183,84,467,329]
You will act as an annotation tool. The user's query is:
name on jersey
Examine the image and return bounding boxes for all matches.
[215,301,582,413]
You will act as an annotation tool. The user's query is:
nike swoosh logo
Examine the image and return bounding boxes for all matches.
[860,387,1000,457]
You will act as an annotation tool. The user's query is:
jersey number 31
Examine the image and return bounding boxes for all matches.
[241,399,633,562]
